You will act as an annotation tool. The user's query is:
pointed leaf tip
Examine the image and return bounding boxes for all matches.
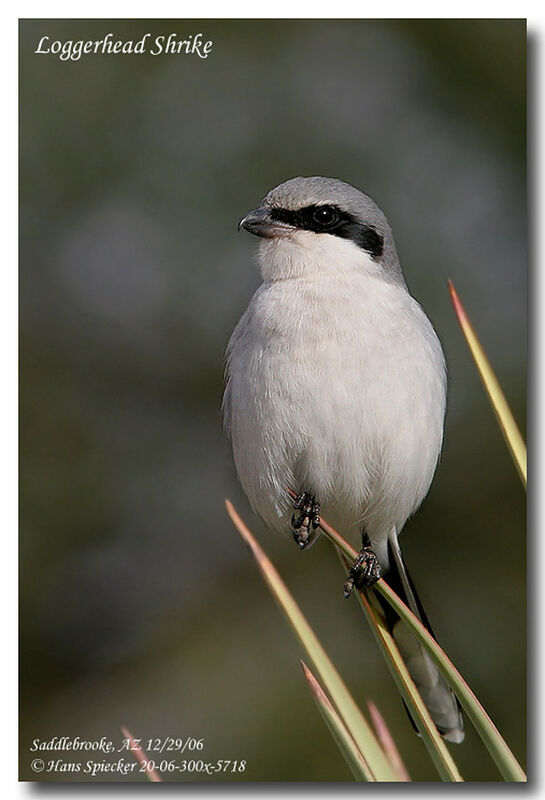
[367,701,411,782]
[447,283,526,487]
[447,280,467,324]
[120,726,162,782]
[225,501,396,781]
[300,661,376,782]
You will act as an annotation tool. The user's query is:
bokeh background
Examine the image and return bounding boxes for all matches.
[20,19,526,782]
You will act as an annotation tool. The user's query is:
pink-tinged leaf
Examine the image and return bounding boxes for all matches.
[367,701,410,782]
[225,499,397,781]
[300,661,375,781]
[302,503,526,782]
[338,551,463,782]
[120,726,162,782]
[448,280,526,486]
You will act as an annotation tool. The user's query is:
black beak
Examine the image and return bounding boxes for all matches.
[238,207,292,238]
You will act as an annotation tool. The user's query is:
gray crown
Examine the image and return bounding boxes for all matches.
[262,176,406,286]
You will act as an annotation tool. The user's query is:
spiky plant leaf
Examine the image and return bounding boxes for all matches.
[300,661,375,781]
[120,727,162,782]
[367,701,411,782]
[448,280,526,487]
[339,555,463,782]
[310,506,526,782]
[225,499,396,781]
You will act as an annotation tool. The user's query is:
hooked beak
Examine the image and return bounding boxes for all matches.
[238,207,293,238]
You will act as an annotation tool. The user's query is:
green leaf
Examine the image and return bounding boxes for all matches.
[375,577,526,782]
[338,553,463,782]
[448,280,526,487]
[311,509,526,782]
[366,701,411,782]
[225,500,396,781]
[300,661,376,781]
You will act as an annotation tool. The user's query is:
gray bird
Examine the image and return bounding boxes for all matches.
[223,176,464,743]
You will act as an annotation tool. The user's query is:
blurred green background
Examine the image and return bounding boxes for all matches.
[19,19,526,782]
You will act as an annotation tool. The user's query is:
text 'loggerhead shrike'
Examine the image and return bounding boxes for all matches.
[223,176,464,743]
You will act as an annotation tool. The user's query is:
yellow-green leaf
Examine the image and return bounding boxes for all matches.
[314,511,526,782]
[225,499,396,781]
[339,553,463,782]
[367,701,411,782]
[448,280,526,487]
[375,576,526,782]
[300,661,375,781]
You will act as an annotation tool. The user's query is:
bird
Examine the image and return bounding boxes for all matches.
[222,176,464,743]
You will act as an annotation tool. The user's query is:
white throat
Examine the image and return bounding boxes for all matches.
[257,230,383,282]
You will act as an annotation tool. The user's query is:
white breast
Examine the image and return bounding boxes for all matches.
[223,238,446,563]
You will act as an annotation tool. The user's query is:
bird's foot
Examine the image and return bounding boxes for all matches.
[343,547,382,598]
[291,491,320,550]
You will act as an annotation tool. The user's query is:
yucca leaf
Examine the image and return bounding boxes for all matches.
[308,506,526,782]
[225,499,397,781]
[375,576,526,782]
[448,280,526,487]
[339,555,463,782]
[300,660,375,781]
[367,701,411,782]
[120,727,162,782]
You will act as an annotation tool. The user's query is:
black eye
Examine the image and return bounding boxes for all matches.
[312,206,337,228]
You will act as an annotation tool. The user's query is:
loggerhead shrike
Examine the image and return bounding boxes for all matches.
[223,176,464,743]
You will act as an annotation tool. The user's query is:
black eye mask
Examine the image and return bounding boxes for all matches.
[268,204,384,260]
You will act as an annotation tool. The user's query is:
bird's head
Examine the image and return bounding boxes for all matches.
[239,176,405,285]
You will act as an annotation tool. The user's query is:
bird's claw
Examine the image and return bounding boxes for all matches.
[291,491,320,550]
[344,547,381,598]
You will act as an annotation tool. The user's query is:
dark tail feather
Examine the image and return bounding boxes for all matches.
[377,539,464,744]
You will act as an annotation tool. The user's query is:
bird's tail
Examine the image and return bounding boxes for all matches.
[379,534,464,744]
